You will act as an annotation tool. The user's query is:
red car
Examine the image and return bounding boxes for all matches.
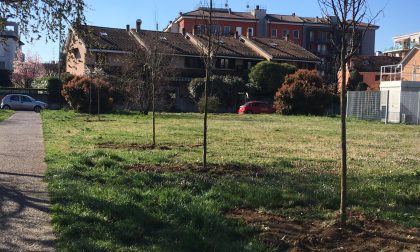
[238,101,276,114]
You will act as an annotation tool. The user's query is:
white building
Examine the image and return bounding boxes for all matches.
[384,32,420,58]
[380,46,420,124]
[0,22,23,71]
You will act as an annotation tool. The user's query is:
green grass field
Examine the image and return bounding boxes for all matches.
[42,110,420,251]
[0,110,13,122]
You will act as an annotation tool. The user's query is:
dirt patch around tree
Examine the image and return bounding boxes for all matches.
[127,163,264,177]
[97,142,202,151]
[226,209,420,251]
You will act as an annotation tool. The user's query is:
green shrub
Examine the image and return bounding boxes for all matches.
[198,96,220,113]
[60,72,75,85]
[189,75,246,108]
[62,76,114,113]
[248,61,297,96]
[274,69,334,115]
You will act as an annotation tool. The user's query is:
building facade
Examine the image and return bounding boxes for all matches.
[0,22,23,71]
[383,32,420,58]
[165,6,379,82]
[64,22,319,111]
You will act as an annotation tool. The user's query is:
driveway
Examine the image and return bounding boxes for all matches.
[0,111,55,251]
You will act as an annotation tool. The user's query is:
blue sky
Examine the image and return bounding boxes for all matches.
[23,0,419,62]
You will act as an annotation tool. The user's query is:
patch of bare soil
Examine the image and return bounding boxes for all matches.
[97,142,201,150]
[226,209,420,251]
[127,163,264,177]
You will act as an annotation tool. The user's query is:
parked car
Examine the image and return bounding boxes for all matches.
[1,94,48,113]
[238,101,276,114]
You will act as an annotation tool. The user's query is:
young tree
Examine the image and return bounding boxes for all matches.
[198,0,221,169]
[318,0,383,224]
[12,51,46,88]
[122,30,175,147]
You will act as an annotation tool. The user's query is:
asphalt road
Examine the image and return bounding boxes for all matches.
[0,111,55,251]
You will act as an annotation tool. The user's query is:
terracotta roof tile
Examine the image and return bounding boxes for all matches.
[266,14,304,23]
[350,55,402,72]
[194,35,263,59]
[134,30,200,56]
[76,25,139,52]
[182,8,257,21]
[250,37,320,62]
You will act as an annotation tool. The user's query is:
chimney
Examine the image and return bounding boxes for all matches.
[126,24,130,32]
[292,13,295,16]
[256,5,260,10]
[136,19,142,32]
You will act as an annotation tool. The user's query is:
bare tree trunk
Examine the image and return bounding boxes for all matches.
[340,44,348,224]
[97,86,100,121]
[152,74,156,147]
[89,82,92,117]
[203,65,209,169]
[203,0,213,169]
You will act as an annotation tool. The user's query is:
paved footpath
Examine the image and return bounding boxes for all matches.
[0,112,55,251]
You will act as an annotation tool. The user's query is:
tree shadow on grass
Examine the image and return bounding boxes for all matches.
[48,151,419,251]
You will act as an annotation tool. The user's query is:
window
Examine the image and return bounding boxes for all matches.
[247,61,253,69]
[220,58,229,69]
[271,29,277,38]
[319,31,328,42]
[10,95,20,102]
[247,27,254,37]
[195,25,206,34]
[283,30,289,39]
[223,26,231,35]
[21,96,32,102]
[216,58,235,69]
[310,31,315,42]
[293,30,299,39]
[211,25,220,35]
[0,61,5,70]
[317,44,327,54]
[72,48,81,60]
[95,52,108,64]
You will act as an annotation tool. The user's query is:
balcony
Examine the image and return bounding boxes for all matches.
[381,64,420,82]
[383,42,419,53]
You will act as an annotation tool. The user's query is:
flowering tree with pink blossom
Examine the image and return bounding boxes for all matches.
[12,51,46,88]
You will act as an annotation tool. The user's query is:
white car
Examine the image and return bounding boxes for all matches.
[1,94,48,113]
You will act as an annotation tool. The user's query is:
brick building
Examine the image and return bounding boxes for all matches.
[64,22,319,111]
[164,6,379,82]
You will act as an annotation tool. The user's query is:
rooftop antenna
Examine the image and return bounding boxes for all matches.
[225,0,229,8]
[246,2,250,10]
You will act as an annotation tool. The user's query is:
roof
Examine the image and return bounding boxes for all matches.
[134,30,199,56]
[350,55,402,72]
[193,34,263,59]
[249,37,320,62]
[75,25,139,52]
[266,14,304,23]
[400,46,420,66]
[181,7,257,21]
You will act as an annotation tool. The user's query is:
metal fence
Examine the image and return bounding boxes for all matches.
[347,91,420,125]
[0,87,49,103]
